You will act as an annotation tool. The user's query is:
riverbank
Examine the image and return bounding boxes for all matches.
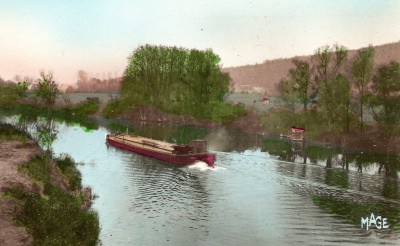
[0,123,99,245]
[0,140,39,245]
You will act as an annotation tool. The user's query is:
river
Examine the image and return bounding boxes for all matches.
[1,114,399,245]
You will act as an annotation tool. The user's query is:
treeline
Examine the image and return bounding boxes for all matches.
[276,44,400,134]
[68,70,121,93]
[105,45,246,124]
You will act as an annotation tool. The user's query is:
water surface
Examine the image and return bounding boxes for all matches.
[2,116,400,245]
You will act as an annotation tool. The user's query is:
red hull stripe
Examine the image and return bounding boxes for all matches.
[107,138,206,165]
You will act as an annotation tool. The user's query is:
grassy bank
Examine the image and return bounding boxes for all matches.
[103,98,247,125]
[1,123,100,245]
[0,100,100,131]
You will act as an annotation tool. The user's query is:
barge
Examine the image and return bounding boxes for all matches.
[106,133,215,167]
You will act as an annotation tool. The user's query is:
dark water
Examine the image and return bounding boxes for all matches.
[2,115,400,245]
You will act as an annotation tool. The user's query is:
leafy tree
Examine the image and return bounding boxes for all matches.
[368,61,400,128]
[313,45,348,85]
[35,71,59,106]
[122,45,229,117]
[277,78,297,111]
[16,80,30,97]
[288,59,311,111]
[318,74,351,131]
[351,46,374,130]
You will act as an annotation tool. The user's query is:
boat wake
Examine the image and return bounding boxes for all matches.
[187,161,226,171]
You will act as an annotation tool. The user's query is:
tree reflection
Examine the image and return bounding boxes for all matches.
[312,195,400,231]
[34,118,58,152]
[16,115,59,152]
[378,155,399,200]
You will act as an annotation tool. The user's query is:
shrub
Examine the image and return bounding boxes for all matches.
[14,153,99,245]
[103,99,129,116]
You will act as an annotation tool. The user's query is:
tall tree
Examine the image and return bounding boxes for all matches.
[277,78,297,111]
[318,74,351,131]
[288,59,311,111]
[368,61,400,128]
[351,46,374,130]
[313,44,348,85]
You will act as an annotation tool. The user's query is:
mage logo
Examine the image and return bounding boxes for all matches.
[361,213,389,230]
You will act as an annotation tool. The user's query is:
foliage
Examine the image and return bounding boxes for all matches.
[103,99,129,116]
[117,45,240,123]
[73,100,99,115]
[34,71,59,106]
[1,103,99,134]
[368,61,400,129]
[351,46,375,130]
[14,153,99,245]
[260,109,337,139]
[55,154,82,191]
[260,110,301,134]
[22,186,99,246]
[288,59,312,111]
[313,44,348,83]
[317,74,351,132]
[277,78,298,111]
[0,81,20,107]
[16,80,30,97]
[122,45,228,109]
[208,103,247,124]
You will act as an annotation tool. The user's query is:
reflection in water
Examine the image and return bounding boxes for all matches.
[9,115,59,152]
[265,138,400,235]
[2,114,400,244]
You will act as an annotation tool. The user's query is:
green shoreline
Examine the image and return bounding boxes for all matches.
[0,123,100,245]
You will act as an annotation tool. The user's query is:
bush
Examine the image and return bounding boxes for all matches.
[209,103,247,124]
[55,154,82,191]
[22,185,99,246]
[0,82,20,108]
[14,153,99,245]
[73,101,99,116]
[103,99,130,116]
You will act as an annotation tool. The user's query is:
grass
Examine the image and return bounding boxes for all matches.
[8,151,99,245]
[55,154,82,191]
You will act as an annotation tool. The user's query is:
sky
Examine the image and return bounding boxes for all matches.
[1,0,400,85]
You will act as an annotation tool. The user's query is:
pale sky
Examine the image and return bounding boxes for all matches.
[1,0,400,85]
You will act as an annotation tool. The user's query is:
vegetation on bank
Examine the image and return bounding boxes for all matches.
[0,76,100,131]
[0,123,100,245]
[103,45,246,124]
[1,72,100,120]
[271,44,400,138]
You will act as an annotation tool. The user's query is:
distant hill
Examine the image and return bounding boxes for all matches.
[223,41,400,95]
